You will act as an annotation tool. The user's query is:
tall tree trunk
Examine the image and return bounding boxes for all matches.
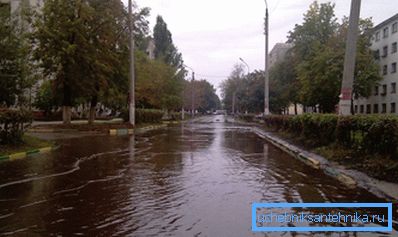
[88,96,97,125]
[294,103,298,115]
[63,83,72,125]
[63,106,71,124]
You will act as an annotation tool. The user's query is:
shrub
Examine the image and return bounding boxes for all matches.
[136,109,164,124]
[0,110,32,145]
[264,114,398,157]
[336,115,398,156]
[238,114,256,122]
[120,109,164,124]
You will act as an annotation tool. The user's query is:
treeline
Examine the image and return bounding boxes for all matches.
[0,0,220,124]
[222,1,381,114]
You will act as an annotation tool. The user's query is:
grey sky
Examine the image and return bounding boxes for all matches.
[127,0,398,94]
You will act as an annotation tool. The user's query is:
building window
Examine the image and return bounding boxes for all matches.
[392,83,397,94]
[382,104,387,113]
[383,65,388,75]
[383,46,388,57]
[366,104,371,114]
[374,85,379,95]
[383,27,389,38]
[360,105,364,114]
[375,31,380,41]
[392,42,397,54]
[382,84,387,96]
[354,105,358,114]
[374,50,380,60]
[393,22,398,33]
[392,63,397,73]
[392,103,396,113]
[373,104,379,114]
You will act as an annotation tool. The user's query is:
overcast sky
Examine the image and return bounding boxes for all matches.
[124,0,398,95]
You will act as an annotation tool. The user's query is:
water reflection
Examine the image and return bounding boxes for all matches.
[0,116,396,236]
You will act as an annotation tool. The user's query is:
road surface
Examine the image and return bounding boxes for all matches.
[0,115,396,236]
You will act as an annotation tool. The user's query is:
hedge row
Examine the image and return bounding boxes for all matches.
[169,112,193,121]
[121,109,164,124]
[264,114,398,157]
[0,110,32,145]
[238,114,256,122]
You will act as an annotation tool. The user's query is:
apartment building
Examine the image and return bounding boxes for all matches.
[0,0,43,14]
[354,14,398,114]
[269,43,293,69]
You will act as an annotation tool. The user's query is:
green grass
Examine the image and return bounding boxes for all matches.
[0,135,53,156]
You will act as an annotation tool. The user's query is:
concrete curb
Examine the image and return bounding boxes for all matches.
[241,121,398,200]
[29,128,79,133]
[0,146,59,161]
[109,124,168,136]
[252,127,358,188]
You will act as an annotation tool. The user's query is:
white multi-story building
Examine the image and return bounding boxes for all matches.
[0,0,43,14]
[269,43,293,69]
[354,14,398,115]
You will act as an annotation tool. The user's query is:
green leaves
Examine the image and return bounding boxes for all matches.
[0,110,32,145]
[265,114,398,158]
[287,1,381,113]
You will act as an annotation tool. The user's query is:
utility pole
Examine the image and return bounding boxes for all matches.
[264,0,270,116]
[239,57,250,114]
[191,71,195,118]
[232,91,236,115]
[339,0,361,115]
[128,0,135,126]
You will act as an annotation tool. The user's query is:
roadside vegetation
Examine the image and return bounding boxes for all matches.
[254,114,398,183]
[0,110,52,156]
[222,1,380,114]
[1,1,220,126]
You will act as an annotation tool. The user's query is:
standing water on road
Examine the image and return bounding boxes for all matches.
[0,116,396,236]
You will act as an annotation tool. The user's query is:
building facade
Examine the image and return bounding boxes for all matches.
[269,43,293,69]
[0,0,43,14]
[354,14,398,115]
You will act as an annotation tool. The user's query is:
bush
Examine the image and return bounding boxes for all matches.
[238,114,256,122]
[0,110,32,145]
[120,109,164,124]
[264,114,398,157]
[336,115,398,156]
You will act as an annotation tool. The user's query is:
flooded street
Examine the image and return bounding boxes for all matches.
[0,115,396,236]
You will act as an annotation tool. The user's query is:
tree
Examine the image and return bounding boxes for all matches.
[288,1,381,113]
[34,81,57,116]
[221,64,245,113]
[135,51,183,111]
[153,15,184,69]
[32,0,151,124]
[269,55,297,114]
[288,1,339,61]
[183,79,220,113]
[32,0,95,124]
[0,2,36,107]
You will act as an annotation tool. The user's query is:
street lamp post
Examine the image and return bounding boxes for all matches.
[128,0,135,126]
[184,65,195,118]
[239,57,250,74]
[264,0,270,116]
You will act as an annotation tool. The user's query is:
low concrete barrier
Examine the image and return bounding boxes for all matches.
[251,127,357,188]
[0,146,58,161]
